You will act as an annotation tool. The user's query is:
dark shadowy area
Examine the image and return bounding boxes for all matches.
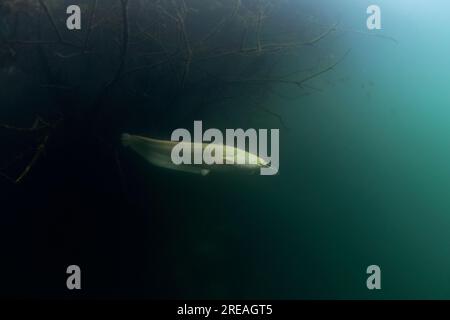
[0,0,343,298]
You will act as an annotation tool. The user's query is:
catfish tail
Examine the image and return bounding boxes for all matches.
[121,133,133,147]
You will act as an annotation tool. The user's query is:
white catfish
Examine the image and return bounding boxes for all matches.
[121,133,270,176]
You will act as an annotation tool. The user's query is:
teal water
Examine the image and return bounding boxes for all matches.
[2,0,450,299]
[167,0,450,299]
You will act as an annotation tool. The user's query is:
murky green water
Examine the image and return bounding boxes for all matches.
[1,0,450,299]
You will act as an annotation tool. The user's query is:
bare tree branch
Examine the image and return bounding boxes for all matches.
[225,49,351,88]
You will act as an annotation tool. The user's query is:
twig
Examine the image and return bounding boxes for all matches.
[137,24,181,83]
[0,117,50,132]
[309,21,399,45]
[0,113,61,184]
[226,49,351,87]
[292,48,351,86]
[344,28,398,45]
[302,22,340,46]
[198,0,241,44]
[99,0,130,94]
[257,106,290,131]
[117,0,130,77]
[173,0,192,88]
[192,22,339,62]
[84,0,99,52]
[15,134,49,184]
[8,0,83,48]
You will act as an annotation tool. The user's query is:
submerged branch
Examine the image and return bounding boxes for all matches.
[84,0,99,51]
[257,106,290,131]
[8,0,82,48]
[226,49,352,88]
[0,117,50,132]
[14,134,49,184]
[96,0,130,99]
[0,116,60,184]
[344,28,399,45]
[198,0,241,45]
[0,1,351,186]
[193,22,339,61]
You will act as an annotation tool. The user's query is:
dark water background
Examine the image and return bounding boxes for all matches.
[1,0,450,299]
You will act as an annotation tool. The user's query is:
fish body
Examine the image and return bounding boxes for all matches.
[121,133,269,176]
